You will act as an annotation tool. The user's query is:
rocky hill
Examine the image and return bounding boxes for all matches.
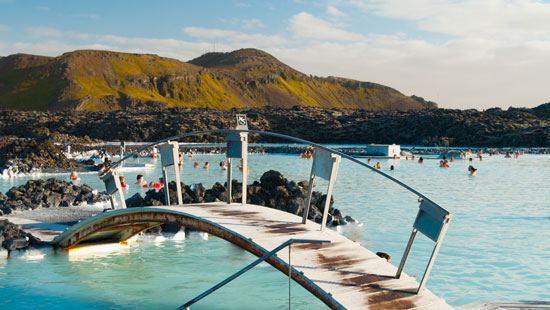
[0,104,549,147]
[0,48,435,111]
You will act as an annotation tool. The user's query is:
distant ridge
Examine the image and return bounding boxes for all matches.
[0,48,436,111]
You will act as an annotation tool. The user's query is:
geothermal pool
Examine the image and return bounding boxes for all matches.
[1,151,549,309]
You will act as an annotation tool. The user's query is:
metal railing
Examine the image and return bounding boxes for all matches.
[104,128,443,209]
[178,239,330,310]
[103,128,452,294]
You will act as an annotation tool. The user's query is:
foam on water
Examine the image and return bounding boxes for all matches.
[0,248,8,260]
[10,247,53,260]
[187,231,209,240]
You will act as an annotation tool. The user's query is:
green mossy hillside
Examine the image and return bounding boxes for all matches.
[0,49,436,111]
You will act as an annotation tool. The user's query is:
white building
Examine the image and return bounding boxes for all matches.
[365,144,401,157]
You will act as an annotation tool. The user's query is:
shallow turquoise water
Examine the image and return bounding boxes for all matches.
[1,152,549,308]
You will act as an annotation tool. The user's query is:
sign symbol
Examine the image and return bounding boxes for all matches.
[238,115,247,125]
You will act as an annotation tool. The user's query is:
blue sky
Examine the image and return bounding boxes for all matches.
[1,0,550,110]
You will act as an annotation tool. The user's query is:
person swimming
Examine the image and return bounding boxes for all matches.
[136,174,147,187]
[237,159,250,173]
[418,157,424,163]
[468,165,477,176]
[119,176,129,190]
[194,162,199,168]
[374,162,382,169]
[70,171,80,181]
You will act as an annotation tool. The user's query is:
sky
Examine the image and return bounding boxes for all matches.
[1,0,549,110]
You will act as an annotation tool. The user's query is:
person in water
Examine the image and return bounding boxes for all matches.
[119,176,129,190]
[204,162,210,169]
[136,174,147,187]
[70,171,80,181]
[390,165,394,171]
[97,164,109,178]
[238,159,250,173]
[376,252,391,262]
[374,162,382,169]
[193,162,199,168]
[468,165,477,176]
[418,157,424,163]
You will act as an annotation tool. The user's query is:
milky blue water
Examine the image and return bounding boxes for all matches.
[1,151,549,309]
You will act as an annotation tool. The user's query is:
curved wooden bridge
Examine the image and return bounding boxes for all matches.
[52,118,454,309]
[51,202,452,310]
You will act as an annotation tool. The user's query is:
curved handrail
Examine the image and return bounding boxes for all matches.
[179,238,331,310]
[106,129,443,210]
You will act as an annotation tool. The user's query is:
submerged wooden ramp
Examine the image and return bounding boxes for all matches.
[52,202,452,310]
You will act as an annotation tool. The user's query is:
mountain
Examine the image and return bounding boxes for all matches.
[0,48,437,111]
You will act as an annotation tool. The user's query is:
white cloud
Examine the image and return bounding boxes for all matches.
[26,27,89,40]
[73,13,100,20]
[290,12,365,41]
[241,18,264,29]
[26,26,65,37]
[183,27,289,45]
[351,0,550,41]
[327,6,347,17]
[0,24,10,31]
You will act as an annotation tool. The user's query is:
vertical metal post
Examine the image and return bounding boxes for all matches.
[320,178,335,231]
[108,194,116,210]
[226,115,248,206]
[417,216,450,293]
[174,162,183,205]
[289,243,292,310]
[120,141,125,160]
[241,154,247,206]
[417,240,442,293]
[163,166,170,205]
[227,158,232,204]
[320,154,340,231]
[301,174,316,224]
[103,170,126,209]
[159,141,182,205]
[116,187,126,209]
[396,228,418,278]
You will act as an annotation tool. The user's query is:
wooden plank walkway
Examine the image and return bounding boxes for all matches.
[11,202,453,309]
[457,301,550,310]
[155,203,453,310]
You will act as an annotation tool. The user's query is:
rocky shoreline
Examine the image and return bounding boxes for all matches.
[127,170,354,227]
[0,171,355,255]
[1,104,550,147]
[0,178,108,216]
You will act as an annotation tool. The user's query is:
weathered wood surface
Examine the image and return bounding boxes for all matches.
[29,202,453,309]
[457,301,550,310]
[152,203,453,310]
